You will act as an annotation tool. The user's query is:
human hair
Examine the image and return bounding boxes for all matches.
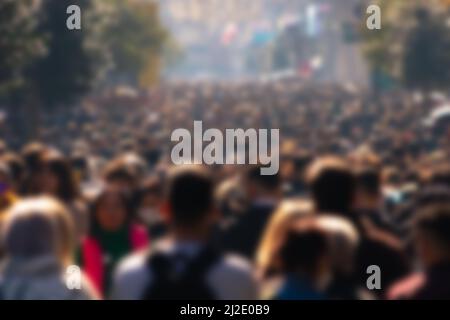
[89,188,134,233]
[414,203,450,256]
[20,142,47,195]
[2,196,75,267]
[278,218,329,276]
[354,166,381,197]
[1,152,25,186]
[166,165,214,227]
[0,161,11,183]
[41,150,80,202]
[21,142,46,172]
[307,157,356,216]
[256,200,314,278]
[103,158,137,185]
[429,166,450,189]
[137,175,163,201]
[315,215,359,275]
[245,165,281,192]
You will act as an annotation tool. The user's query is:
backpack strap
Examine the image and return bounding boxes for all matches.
[178,247,220,283]
[142,246,221,300]
[148,252,174,282]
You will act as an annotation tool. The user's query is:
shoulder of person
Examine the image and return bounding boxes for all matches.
[111,251,150,300]
[212,253,254,275]
[207,253,259,300]
[115,250,149,280]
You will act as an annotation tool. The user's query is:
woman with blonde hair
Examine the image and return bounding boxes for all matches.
[0,197,98,300]
[256,200,362,300]
[256,199,314,280]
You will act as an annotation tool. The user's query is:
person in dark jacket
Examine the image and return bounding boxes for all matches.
[307,157,410,297]
[217,166,281,259]
[388,202,450,300]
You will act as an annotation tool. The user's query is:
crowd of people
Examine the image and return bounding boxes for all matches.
[0,80,450,300]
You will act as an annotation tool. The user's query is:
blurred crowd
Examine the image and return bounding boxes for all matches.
[0,80,450,300]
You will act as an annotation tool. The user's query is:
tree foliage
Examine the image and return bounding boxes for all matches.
[1,0,169,107]
[28,0,110,108]
[361,0,450,91]
[360,0,412,79]
[0,0,44,97]
[104,0,169,87]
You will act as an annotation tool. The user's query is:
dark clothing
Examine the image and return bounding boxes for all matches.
[141,246,220,300]
[413,263,450,300]
[353,209,396,235]
[320,211,410,296]
[327,273,362,300]
[355,219,410,295]
[273,274,327,300]
[216,202,275,259]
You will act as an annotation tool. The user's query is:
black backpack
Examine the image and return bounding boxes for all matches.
[141,247,220,300]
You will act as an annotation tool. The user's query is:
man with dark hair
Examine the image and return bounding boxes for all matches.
[353,166,394,232]
[307,157,409,297]
[216,165,281,259]
[112,165,258,300]
[166,166,214,227]
[388,203,450,299]
[307,157,355,216]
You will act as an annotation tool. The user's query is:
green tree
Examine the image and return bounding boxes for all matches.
[28,0,109,108]
[0,0,44,97]
[104,0,168,87]
[360,0,411,85]
[361,0,450,92]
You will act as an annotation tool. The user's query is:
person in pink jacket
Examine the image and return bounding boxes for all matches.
[80,189,149,297]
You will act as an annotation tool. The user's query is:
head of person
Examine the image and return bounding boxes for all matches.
[39,150,79,202]
[21,142,46,170]
[353,166,382,211]
[164,165,216,240]
[103,159,137,195]
[21,142,47,195]
[215,177,247,218]
[244,165,281,202]
[71,154,89,183]
[256,200,314,278]
[136,176,163,224]
[90,189,133,233]
[429,166,450,189]
[413,203,450,270]
[277,216,332,290]
[307,157,356,218]
[0,161,11,188]
[0,162,13,211]
[315,215,359,276]
[1,152,25,193]
[2,197,75,267]
[0,140,6,157]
